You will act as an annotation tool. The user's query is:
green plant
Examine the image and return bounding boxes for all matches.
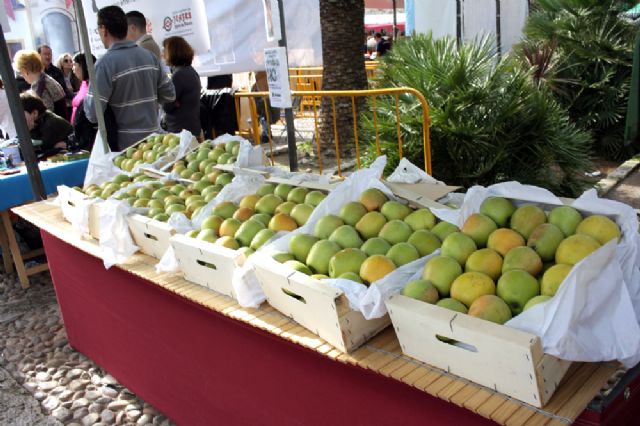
[521,0,636,158]
[362,34,593,197]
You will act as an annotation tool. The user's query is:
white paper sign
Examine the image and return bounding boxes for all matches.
[264,46,292,108]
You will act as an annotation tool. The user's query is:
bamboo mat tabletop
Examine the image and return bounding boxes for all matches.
[13,200,621,425]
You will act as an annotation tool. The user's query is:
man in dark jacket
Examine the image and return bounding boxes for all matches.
[20,92,72,153]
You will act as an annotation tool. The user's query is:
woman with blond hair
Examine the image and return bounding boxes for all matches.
[162,36,201,137]
[56,52,81,118]
[13,50,67,119]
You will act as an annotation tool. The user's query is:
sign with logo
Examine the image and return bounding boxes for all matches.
[82,0,210,56]
[264,47,292,108]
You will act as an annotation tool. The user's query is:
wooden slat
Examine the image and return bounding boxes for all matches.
[11,201,625,426]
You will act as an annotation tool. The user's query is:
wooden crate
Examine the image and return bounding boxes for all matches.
[385,294,572,408]
[170,234,246,298]
[127,214,176,259]
[253,256,390,353]
[58,187,101,240]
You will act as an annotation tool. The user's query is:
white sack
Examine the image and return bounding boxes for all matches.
[387,157,444,185]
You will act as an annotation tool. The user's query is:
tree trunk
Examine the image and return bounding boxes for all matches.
[318,0,368,158]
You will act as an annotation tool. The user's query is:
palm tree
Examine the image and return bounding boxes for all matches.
[318,0,368,158]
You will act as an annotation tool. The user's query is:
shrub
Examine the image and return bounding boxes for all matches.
[361,34,593,197]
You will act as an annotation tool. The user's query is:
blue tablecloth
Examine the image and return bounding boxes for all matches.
[0,159,88,211]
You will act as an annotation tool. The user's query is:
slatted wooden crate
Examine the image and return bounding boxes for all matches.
[253,256,390,353]
[58,186,101,240]
[386,294,572,408]
[127,214,176,259]
[170,234,246,298]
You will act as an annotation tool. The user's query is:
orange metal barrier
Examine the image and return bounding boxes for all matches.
[234,87,431,176]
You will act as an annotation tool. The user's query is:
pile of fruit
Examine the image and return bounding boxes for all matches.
[186,182,327,256]
[170,140,240,181]
[82,169,235,222]
[401,197,621,325]
[270,188,447,285]
[113,133,182,172]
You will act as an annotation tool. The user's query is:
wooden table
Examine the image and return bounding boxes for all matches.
[14,200,628,425]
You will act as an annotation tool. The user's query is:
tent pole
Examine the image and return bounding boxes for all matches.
[456,0,462,48]
[276,0,298,172]
[73,0,109,152]
[495,0,502,57]
[392,0,398,40]
[0,24,45,201]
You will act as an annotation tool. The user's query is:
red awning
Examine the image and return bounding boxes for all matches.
[365,0,405,8]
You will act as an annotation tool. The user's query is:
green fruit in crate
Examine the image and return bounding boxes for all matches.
[355,211,387,240]
[233,207,255,222]
[250,229,276,250]
[275,201,296,216]
[235,219,266,247]
[196,229,217,243]
[113,156,125,168]
[125,147,136,158]
[201,215,223,233]
[268,213,298,232]
[497,270,539,315]
[524,295,552,311]
[402,280,439,304]
[252,213,272,226]
[186,229,199,238]
[289,234,320,263]
[329,225,363,249]
[200,185,219,199]
[328,248,367,278]
[204,163,217,175]
[148,208,164,218]
[548,206,583,237]
[217,153,232,164]
[232,144,240,156]
[198,160,215,173]
[170,184,186,195]
[510,205,547,239]
[126,196,137,205]
[408,230,441,257]
[135,187,152,199]
[431,222,459,242]
[441,232,477,265]
[133,198,149,208]
[465,248,503,281]
[284,260,313,276]
[190,172,204,181]
[361,237,391,256]
[188,159,202,173]
[291,203,314,226]
[225,156,236,164]
[379,220,413,245]
[555,234,601,265]
[468,295,512,325]
[255,194,284,215]
[173,163,186,174]
[502,246,543,277]
[339,202,368,226]
[113,174,130,184]
[216,236,240,250]
[381,201,412,221]
[436,298,468,314]
[219,218,242,237]
[164,196,184,206]
[313,215,345,239]
[186,152,197,162]
[186,195,204,207]
[339,272,363,283]
[487,228,525,257]
[204,192,218,203]
[359,255,396,284]
[461,213,497,248]
[238,247,254,258]
[527,223,565,262]
[215,173,233,186]
[196,148,211,161]
[422,255,463,297]
[450,272,496,308]
[239,194,261,209]
[208,148,224,162]
[404,208,437,231]
[541,264,572,296]
[273,252,295,263]
[193,180,210,193]
[152,188,171,200]
[165,204,186,215]
[213,201,238,219]
[180,169,193,179]
[257,183,275,196]
[143,151,157,163]
[304,191,326,207]
[479,197,515,228]
[387,242,420,267]
[153,213,170,222]
[576,215,621,245]
[226,140,240,153]
[311,274,329,280]
[359,188,388,211]
[287,187,308,204]
[306,240,341,275]
[274,183,294,200]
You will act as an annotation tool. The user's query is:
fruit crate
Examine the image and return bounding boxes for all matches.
[385,294,571,407]
[253,256,391,353]
[112,133,198,173]
[170,233,246,298]
[58,186,101,240]
[127,214,176,259]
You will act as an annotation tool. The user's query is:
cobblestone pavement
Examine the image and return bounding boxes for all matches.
[0,268,173,425]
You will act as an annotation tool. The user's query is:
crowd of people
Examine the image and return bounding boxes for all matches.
[2,5,203,156]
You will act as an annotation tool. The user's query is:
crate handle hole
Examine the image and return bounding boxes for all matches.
[282,288,306,304]
[67,200,76,207]
[143,232,159,241]
[197,260,217,270]
[436,335,478,353]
